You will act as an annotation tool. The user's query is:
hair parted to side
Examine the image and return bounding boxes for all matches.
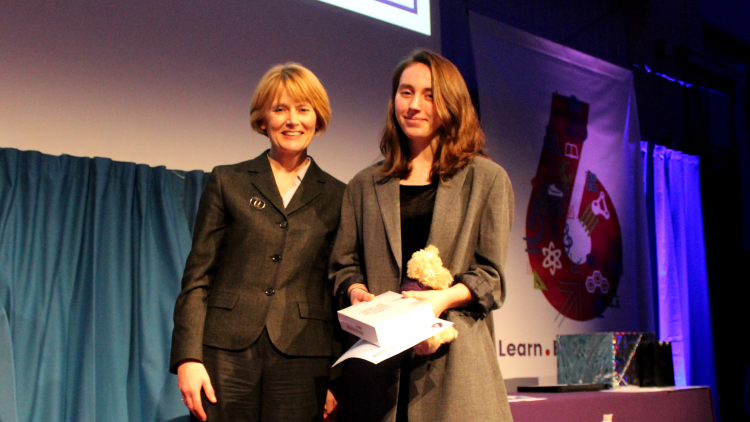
[380,49,487,182]
[250,63,331,136]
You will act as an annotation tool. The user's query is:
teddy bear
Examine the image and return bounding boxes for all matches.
[402,245,459,355]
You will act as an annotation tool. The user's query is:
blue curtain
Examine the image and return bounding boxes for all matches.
[640,141,717,396]
[0,148,208,422]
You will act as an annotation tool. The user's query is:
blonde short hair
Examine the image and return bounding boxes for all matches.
[250,63,331,135]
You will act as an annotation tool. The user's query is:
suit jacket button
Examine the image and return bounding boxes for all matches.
[279,221,288,228]
[265,288,275,296]
[271,254,282,262]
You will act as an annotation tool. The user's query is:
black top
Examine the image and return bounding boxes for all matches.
[398,182,438,422]
[399,183,438,280]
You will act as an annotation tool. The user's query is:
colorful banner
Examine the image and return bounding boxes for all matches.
[469,13,652,384]
[527,94,623,322]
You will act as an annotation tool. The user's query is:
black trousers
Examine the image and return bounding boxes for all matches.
[195,328,330,422]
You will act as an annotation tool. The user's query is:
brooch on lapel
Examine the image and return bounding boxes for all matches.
[249,197,266,210]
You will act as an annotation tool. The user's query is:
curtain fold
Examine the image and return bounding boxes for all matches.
[0,148,208,422]
[0,307,18,422]
[640,141,717,398]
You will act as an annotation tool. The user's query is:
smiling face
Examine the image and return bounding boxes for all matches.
[394,63,442,147]
[261,88,318,159]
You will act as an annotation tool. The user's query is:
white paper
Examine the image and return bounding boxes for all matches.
[507,395,548,402]
[333,318,453,366]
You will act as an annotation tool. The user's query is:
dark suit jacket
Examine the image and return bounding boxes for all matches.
[170,152,346,372]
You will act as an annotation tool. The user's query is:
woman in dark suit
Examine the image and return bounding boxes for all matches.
[170,63,345,422]
[330,50,514,422]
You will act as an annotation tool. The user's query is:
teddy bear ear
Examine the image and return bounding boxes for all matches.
[425,245,439,254]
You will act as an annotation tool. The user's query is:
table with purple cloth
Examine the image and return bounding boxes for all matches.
[508,386,714,422]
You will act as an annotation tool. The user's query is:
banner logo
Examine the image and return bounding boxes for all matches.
[524,94,623,322]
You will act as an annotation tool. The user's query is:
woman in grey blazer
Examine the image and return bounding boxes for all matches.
[330,50,514,422]
[171,63,345,422]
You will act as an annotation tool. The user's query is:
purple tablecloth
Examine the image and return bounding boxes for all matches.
[509,387,714,422]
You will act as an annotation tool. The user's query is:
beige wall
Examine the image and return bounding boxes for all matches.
[0,0,440,182]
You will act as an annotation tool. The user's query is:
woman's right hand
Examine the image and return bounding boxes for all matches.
[177,360,217,421]
[347,283,375,305]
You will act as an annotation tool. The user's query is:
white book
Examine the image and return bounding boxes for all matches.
[337,291,435,346]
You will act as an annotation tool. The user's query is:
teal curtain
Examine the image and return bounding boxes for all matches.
[0,148,208,422]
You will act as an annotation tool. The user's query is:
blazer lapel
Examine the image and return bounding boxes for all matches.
[373,173,402,272]
[245,153,286,215]
[284,158,326,215]
[428,165,469,255]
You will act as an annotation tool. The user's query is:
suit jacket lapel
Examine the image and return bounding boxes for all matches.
[284,158,326,215]
[373,173,402,272]
[245,153,286,215]
[428,165,469,255]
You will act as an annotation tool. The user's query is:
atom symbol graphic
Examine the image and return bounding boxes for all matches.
[542,241,562,275]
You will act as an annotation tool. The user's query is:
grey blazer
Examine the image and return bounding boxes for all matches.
[170,152,345,372]
[330,157,514,422]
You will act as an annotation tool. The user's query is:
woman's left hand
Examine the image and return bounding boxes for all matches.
[324,389,337,420]
[402,283,473,317]
[413,338,442,356]
[401,289,451,317]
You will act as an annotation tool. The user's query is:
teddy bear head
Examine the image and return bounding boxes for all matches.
[405,245,453,291]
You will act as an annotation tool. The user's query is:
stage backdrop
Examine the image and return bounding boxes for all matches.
[469,13,653,384]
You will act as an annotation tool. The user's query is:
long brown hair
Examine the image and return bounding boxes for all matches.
[380,50,486,182]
